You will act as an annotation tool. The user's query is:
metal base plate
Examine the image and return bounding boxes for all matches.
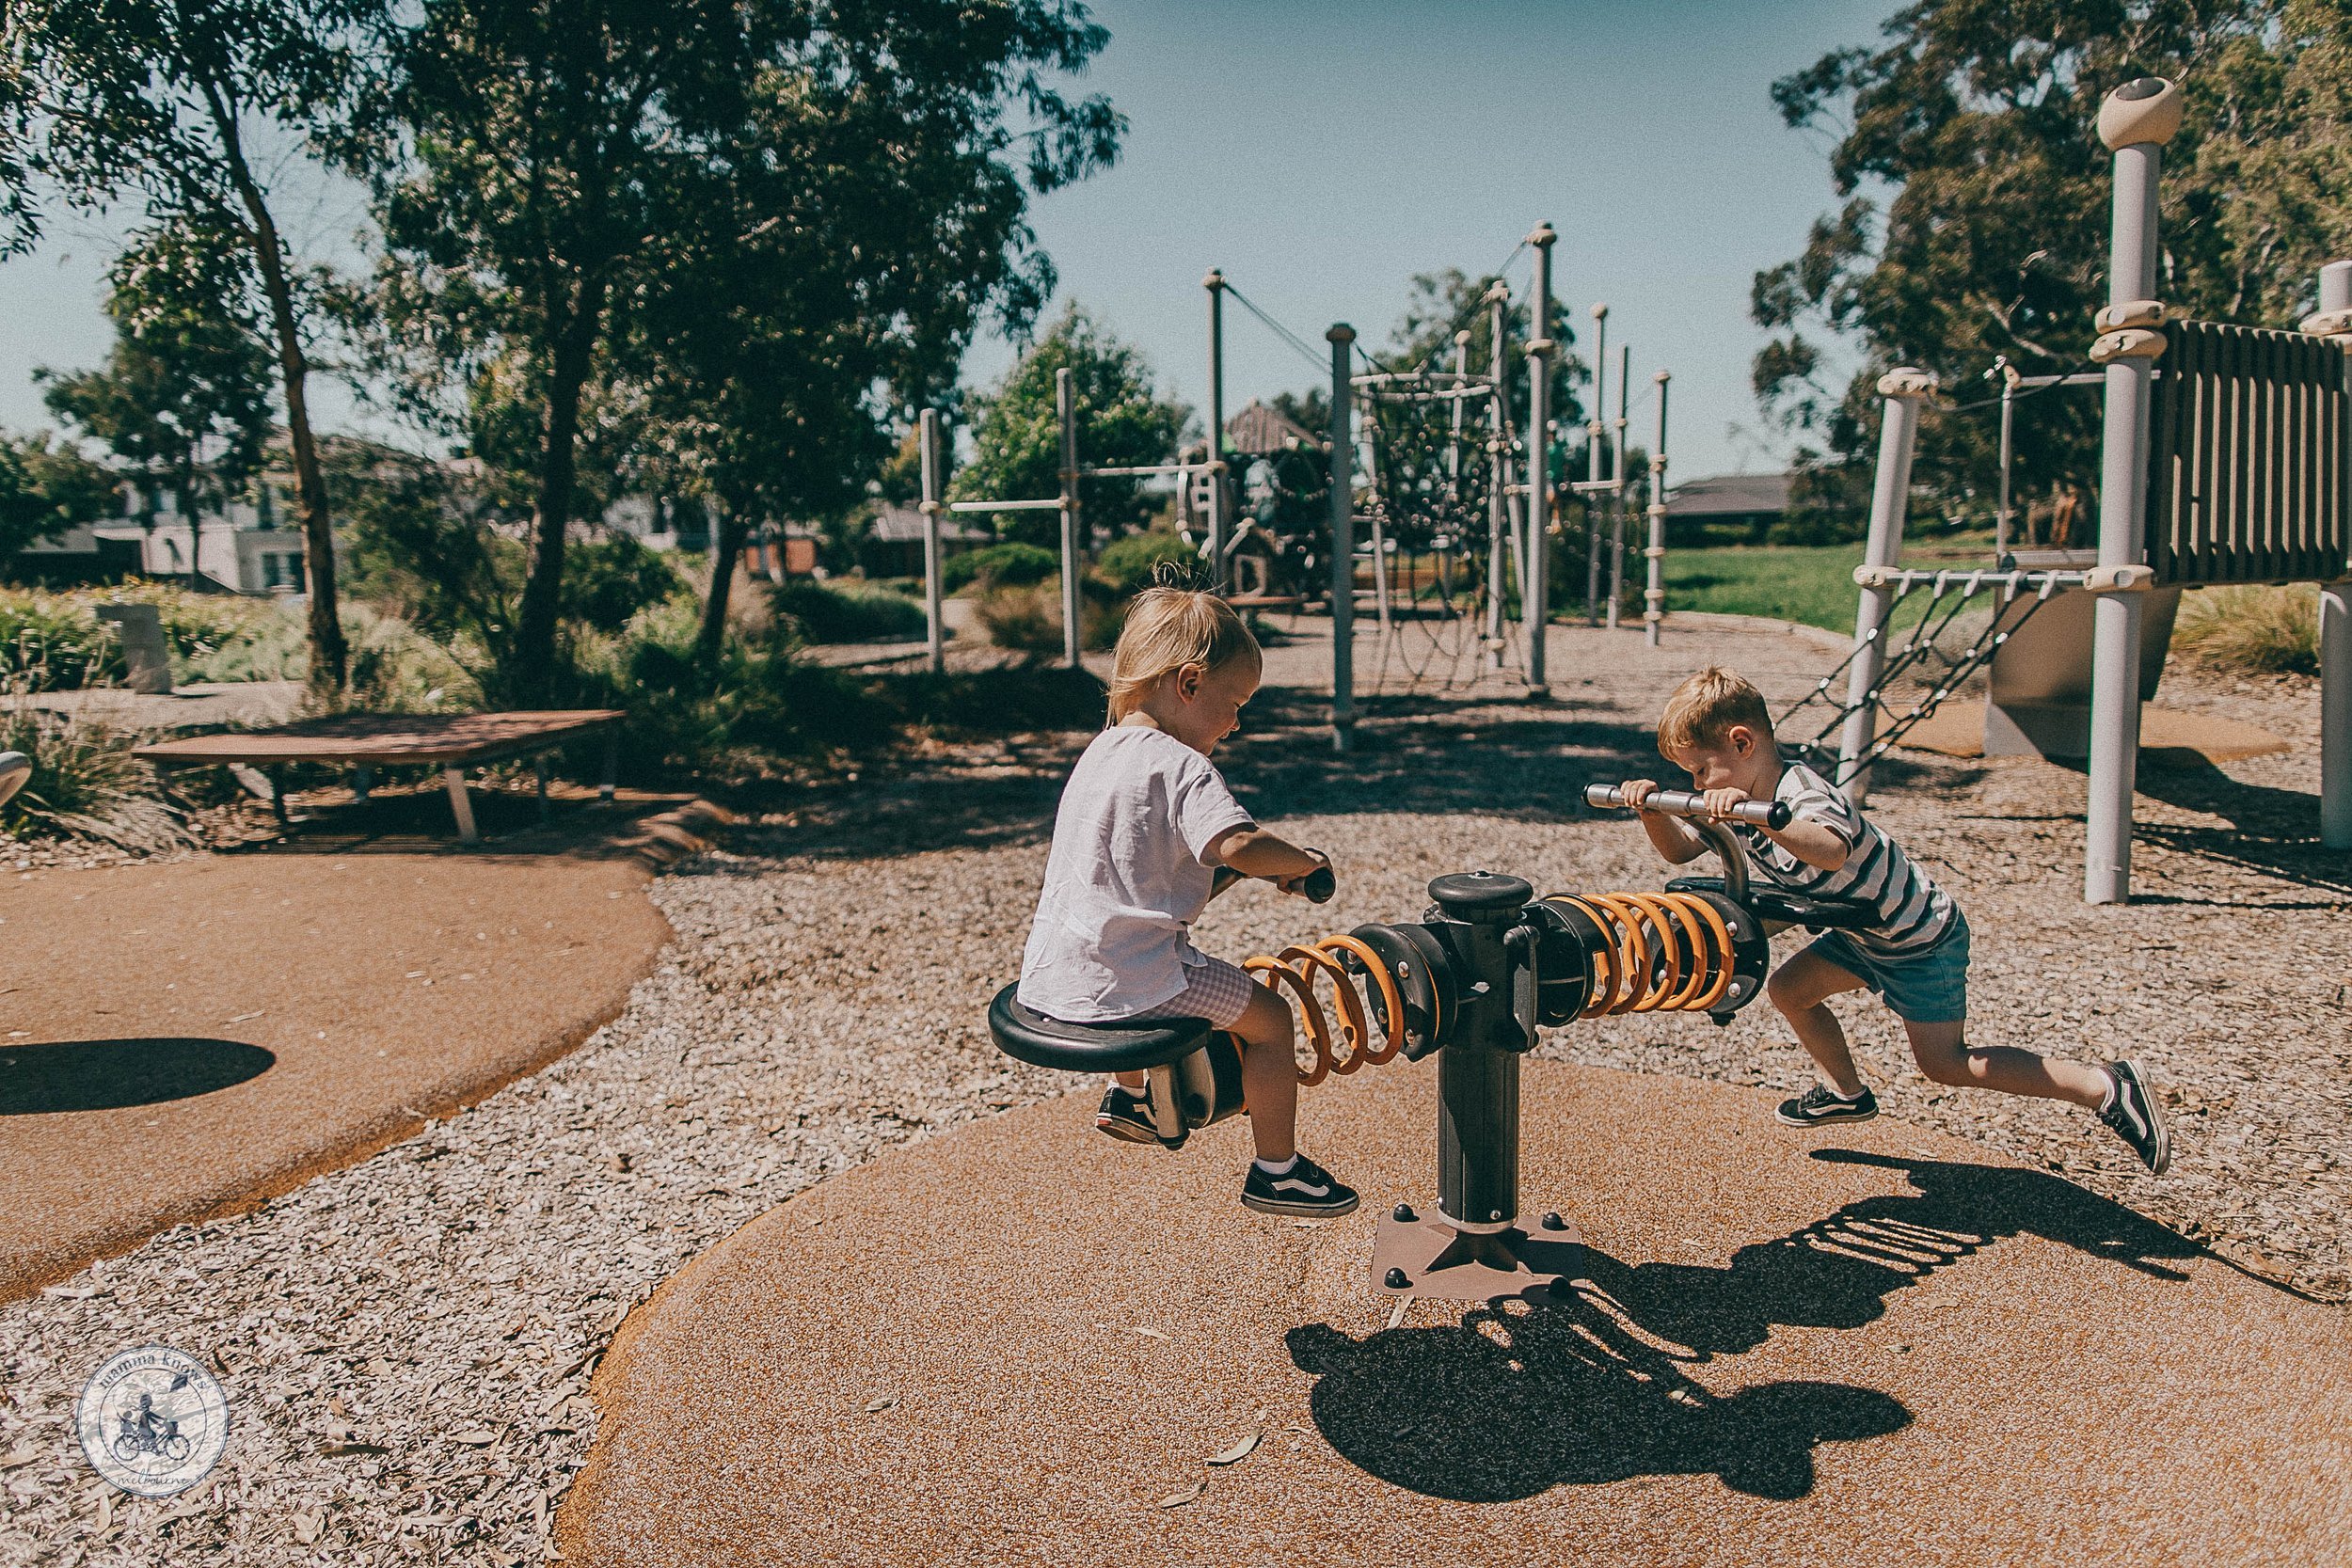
[1371,1212,1583,1301]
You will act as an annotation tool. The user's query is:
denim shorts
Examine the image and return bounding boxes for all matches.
[1804,910,1970,1024]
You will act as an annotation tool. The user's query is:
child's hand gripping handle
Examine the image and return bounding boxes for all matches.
[1584,781,1792,831]
[1212,852,1337,903]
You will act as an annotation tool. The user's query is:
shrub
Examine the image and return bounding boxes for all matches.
[1095,529,1202,597]
[769,578,928,644]
[974,580,1121,654]
[2172,584,2319,676]
[942,541,1057,594]
[1,680,191,851]
[0,592,113,687]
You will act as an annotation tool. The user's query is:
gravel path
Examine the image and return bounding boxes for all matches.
[3,615,2344,1565]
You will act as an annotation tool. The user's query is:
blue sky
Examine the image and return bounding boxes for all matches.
[0,0,1891,483]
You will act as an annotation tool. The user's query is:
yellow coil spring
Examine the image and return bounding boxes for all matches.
[1241,934,1409,1086]
[1537,892,1740,1018]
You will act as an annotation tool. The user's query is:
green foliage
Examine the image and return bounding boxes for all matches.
[2172,584,2320,674]
[0,433,117,560]
[943,542,1060,594]
[1095,529,1202,597]
[363,0,1121,703]
[1663,545,1904,634]
[1753,1,2345,515]
[973,579,1121,654]
[0,683,190,850]
[39,252,275,555]
[950,305,1185,547]
[769,579,928,645]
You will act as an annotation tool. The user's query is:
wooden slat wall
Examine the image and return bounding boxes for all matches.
[2144,320,2351,585]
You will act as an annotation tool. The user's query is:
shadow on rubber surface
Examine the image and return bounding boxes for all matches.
[0,1037,275,1115]
[1289,1151,2201,1502]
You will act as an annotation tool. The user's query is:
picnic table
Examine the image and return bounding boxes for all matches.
[135,709,624,844]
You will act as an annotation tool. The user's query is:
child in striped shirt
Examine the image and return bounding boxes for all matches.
[1618,667,2170,1172]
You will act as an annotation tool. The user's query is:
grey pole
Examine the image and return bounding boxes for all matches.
[1607,341,1630,629]
[1328,325,1357,752]
[1448,329,1470,496]
[1057,365,1082,671]
[2084,78,2183,905]
[1526,223,1556,696]
[1993,357,2017,561]
[919,408,946,675]
[1586,302,1607,626]
[1645,369,1670,647]
[1204,269,1228,591]
[1484,285,1509,669]
[2313,259,2352,848]
[1836,369,1936,802]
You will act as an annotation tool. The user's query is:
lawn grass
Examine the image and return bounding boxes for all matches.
[1661,534,2001,634]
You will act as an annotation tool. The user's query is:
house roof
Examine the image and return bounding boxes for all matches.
[1224,401,1318,456]
[1664,471,1793,518]
[867,503,988,543]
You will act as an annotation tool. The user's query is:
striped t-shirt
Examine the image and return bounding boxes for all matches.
[1732,760,1956,956]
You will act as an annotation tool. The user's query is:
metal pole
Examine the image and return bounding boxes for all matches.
[1449,329,1470,496]
[1484,285,1509,669]
[919,408,945,675]
[1607,341,1630,629]
[2316,259,2352,848]
[1329,325,1357,751]
[1204,269,1228,591]
[1057,366,1082,671]
[1994,357,2017,560]
[1586,302,1607,626]
[1645,369,1670,647]
[2084,78,2182,905]
[1836,369,1936,802]
[1526,223,1556,697]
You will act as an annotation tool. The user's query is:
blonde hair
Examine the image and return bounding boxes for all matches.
[1658,666,1775,757]
[1107,588,1261,721]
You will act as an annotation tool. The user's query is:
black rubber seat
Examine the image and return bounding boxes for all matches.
[987,984,1215,1073]
[1664,876,1876,931]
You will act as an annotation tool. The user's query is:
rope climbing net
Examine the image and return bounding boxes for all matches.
[1776,567,2080,784]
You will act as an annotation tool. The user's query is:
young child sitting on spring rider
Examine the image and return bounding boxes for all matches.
[1616,666,2170,1173]
[1015,587,1359,1217]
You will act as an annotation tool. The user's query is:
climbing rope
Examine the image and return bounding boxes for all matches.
[1776,569,2071,784]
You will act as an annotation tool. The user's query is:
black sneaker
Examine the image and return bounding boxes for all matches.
[1776,1084,1880,1127]
[1241,1153,1359,1217]
[2100,1059,2171,1174]
[1094,1084,1158,1144]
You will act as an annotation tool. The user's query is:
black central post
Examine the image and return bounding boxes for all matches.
[1372,871,1581,1301]
[1429,872,1529,1230]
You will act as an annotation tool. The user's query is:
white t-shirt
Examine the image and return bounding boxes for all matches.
[1017,725,1256,1022]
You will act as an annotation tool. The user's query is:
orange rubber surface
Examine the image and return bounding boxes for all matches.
[560,1060,2350,1567]
[0,802,683,1301]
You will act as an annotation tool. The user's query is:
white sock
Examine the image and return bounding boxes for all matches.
[1827,1083,1866,1101]
[1108,1080,1144,1100]
[1253,1154,1299,1175]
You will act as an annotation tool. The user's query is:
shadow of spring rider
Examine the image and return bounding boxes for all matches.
[988,784,1870,1301]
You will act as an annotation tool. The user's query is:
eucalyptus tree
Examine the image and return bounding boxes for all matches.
[366,0,1121,703]
[950,305,1183,548]
[0,0,380,685]
[0,436,118,564]
[1750,0,2336,531]
[40,245,275,584]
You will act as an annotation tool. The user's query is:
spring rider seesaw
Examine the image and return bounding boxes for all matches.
[987,783,1872,1301]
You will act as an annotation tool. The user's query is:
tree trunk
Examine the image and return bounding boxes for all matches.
[214,94,348,694]
[512,275,608,705]
[695,501,750,665]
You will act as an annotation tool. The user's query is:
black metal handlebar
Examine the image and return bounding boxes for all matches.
[1583,782,1791,832]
